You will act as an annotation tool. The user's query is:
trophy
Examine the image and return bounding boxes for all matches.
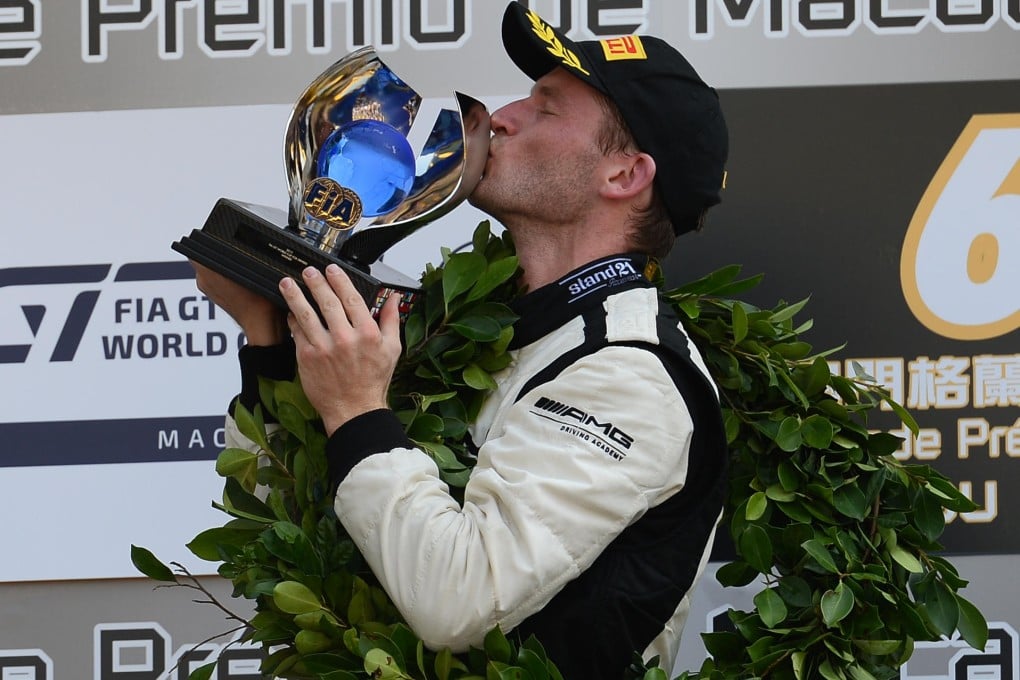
[173,47,490,319]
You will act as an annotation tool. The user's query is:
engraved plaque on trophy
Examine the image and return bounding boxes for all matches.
[173,47,490,318]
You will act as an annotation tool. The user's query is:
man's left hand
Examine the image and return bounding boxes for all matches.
[280,264,402,436]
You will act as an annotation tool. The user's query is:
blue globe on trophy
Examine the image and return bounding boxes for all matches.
[315,120,416,219]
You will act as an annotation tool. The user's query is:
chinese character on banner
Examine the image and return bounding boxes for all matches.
[973,354,1020,408]
[906,355,970,410]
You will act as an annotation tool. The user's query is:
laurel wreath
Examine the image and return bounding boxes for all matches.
[133,222,987,680]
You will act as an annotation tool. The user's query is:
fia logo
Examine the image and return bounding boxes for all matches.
[900,114,1020,340]
[303,177,363,229]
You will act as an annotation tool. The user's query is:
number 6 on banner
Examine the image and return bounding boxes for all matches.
[901,114,1020,340]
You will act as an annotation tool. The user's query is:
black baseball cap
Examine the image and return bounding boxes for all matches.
[501,1,728,235]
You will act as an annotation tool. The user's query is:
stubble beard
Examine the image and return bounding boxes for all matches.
[469,150,600,229]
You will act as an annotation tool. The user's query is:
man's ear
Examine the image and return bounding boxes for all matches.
[600,151,656,200]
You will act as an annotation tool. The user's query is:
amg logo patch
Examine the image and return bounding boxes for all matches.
[533,396,634,460]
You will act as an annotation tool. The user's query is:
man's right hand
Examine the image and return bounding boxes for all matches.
[191,261,288,346]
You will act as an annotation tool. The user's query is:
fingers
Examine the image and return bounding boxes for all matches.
[279,265,376,340]
[280,273,329,346]
[377,290,402,345]
[323,264,375,328]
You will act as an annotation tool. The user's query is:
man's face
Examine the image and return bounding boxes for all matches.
[469,68,607,227]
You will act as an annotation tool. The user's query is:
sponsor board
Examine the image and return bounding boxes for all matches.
[667,79,1020,554]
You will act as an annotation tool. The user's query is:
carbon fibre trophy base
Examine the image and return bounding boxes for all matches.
[173,199,420,318]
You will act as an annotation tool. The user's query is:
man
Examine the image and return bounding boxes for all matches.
[198,3,729,678]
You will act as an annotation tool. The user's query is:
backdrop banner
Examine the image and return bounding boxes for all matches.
[1,0,1017,676]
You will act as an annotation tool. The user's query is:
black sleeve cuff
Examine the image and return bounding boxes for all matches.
[327,408,414,493]
[229,339,296,419]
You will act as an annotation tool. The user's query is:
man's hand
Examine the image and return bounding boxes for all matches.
[281,264,402,436]
[191,262,287,346]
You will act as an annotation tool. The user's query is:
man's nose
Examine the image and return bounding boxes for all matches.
[489,100,519,135]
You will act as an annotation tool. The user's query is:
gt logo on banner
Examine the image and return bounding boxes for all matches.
[901,114,1020,340]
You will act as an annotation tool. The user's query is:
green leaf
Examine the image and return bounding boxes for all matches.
[801,415,834,449]
[221,476,275,522]
[442,340,478,368]
[467,256,520,302]
[443,252,488,307]
[924,579,960,636]
[233,402,270,452]
[926,477,979,513]
[773,341,812,360]
[408,413,446,441]
[516,648,550,680]
[739,525,773,573]
[296,629,337,654]
[263,522,322,576]
[435,647,454,680]
[833,484,868,521]
[882,395,919,435]
[471,220,492,252]
[274,378,318,420]
[777,574,813,607]
[215,448,259,477]
[848,665,878,680]
[212,448,257,491]
[484,626,512,664]
[775,417,803,452]
[130,545,176,582]
[348,586,375,626]
[889,545,923,573]
[745,492,768,521]
[770,297,809,324]
[753,587,787,627]
[914,487,946,542]
[732,303,748,344]
[802,539,840,574]
[701,631,745,661]
[791,651,806,680]
[956,594,989,651]
[364,647,409,680]
[765,484,796,502]
[463,364,498,390]
[273,580,322,615]
[716,560,758,587]
[821,581,855,626]
[419,391,457,412]
[799,357,833,396]
[403,311,425,349]
[777,460,803,491]
[186,526,257,561]
[851,639,901,656]
[665,264,741,296]
[449,315,504,342]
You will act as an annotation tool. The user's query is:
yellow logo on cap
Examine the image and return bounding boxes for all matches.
[526,9,590,76]
[600,36,647,61]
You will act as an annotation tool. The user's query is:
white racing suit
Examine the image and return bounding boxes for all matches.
[226,253,728,680]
